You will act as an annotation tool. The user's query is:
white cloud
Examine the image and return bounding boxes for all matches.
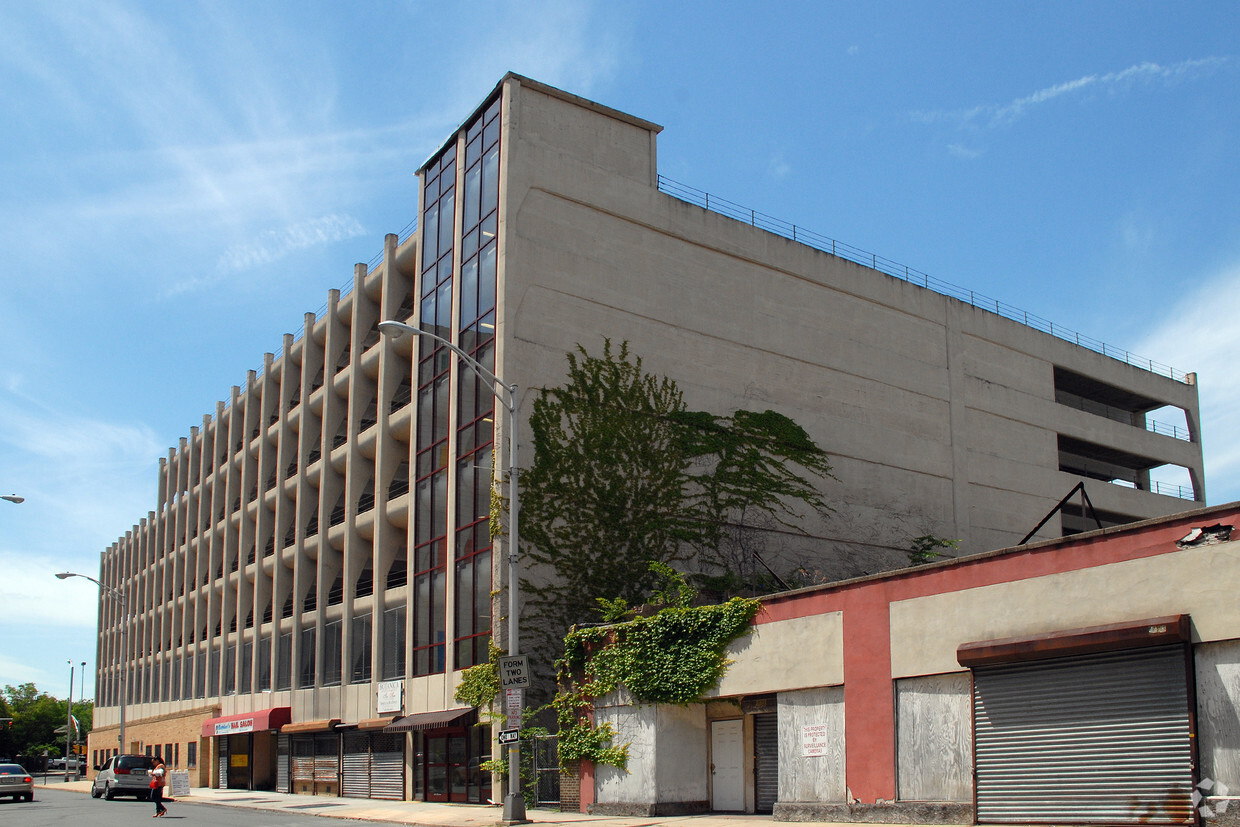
[947,143,982,160]
[913,56,1234,129]
[0,390,164,554]
[767,155,792,180]
[0,551,100,628]
[219,213,367,271]
[1136,261,1240,505]
[0,650,53,689]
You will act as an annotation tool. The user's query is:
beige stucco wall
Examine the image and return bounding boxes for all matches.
[889,539,1240,678]
[709,611,844,697]
[500,76,1203,575]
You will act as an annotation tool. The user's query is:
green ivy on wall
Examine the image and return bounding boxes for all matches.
[455,641,503,718]
[554,595,762,769]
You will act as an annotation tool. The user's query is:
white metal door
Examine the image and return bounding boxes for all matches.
[711,719,745,812]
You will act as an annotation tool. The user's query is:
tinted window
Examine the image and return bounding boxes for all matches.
[117,755,153,770]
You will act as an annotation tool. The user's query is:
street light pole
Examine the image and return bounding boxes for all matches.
[55,572,128,756]
[65,661,73,782]
[377,320,526,822]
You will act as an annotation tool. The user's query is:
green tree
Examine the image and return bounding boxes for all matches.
[1,683,90,763]
[519,340,832,684]
[907,535,959,566]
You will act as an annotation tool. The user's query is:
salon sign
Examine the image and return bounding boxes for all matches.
[214,717,255,736]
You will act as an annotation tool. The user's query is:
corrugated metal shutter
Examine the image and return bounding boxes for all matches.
[370,733,405,801]
[341,732,371,798]
[290,736,315,792]
[753,713,778,814]
[217,737,229,789]
[277,734,290,794]
[313,733,339,788]
[974,645,1193,824]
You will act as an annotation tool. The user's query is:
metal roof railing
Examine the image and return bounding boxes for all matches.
[657,175,1188,384]
[252,216,418,383]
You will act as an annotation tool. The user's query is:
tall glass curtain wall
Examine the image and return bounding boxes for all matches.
[454,98,500,669]
[91,94,501,710]
[415,141,455,677]
[416,93,501,677]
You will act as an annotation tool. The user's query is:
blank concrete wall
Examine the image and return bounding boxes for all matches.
[1196,638,1240,792]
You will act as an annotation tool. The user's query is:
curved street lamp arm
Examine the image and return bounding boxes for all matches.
[56,571,127,607]
[377,321,516,412]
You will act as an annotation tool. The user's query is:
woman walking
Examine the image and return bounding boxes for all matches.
[149,756,168,817]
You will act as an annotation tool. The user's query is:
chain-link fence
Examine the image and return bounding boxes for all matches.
[530,735,559,807]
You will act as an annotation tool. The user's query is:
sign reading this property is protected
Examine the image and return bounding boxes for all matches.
[802,724,832,757]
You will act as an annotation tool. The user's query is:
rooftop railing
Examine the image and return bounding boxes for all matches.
[657,175,1188,385]
[253,217,418,381]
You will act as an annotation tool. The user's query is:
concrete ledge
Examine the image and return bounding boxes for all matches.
[588,799,710,817]
[774,801,973,824]
[1204,798,1240,827]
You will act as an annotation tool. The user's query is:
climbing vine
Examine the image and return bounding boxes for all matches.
[454,641,503,720]
[554,591,762,769]
[455,564,762,774]
[521,339,832,677]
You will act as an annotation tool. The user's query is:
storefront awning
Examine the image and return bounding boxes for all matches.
[383,707,474,732]
[335,716,400,731]
[281,718,341,734]
[957,614,1191,667]
[201,707,292,738]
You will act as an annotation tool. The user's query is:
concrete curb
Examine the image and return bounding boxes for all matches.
[34,783,1015,827]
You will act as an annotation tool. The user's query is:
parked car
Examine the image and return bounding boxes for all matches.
[48,756,85,771]
[90,754,155,800]
[0,763,34,802]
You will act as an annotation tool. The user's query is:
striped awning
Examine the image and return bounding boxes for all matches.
[382,708,474,732]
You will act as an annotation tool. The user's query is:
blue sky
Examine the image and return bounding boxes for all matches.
[2,0,1238,696]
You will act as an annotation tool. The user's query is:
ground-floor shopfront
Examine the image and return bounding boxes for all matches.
[198,707,492,803]
[578,503,1240,825]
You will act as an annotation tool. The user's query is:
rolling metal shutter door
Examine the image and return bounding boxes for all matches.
[974,645,1193,824]
[341,732,371,798]
[290,736,315,792]
[314,733,339,790]
[753,713,778,814]
[217,738,229,789]
[370,733,405,800]
[277,734,290,794]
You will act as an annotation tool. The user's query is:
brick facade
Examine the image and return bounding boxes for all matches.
[88,705,218,789]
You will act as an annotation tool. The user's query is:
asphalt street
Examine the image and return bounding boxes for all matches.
[0,786,376,827]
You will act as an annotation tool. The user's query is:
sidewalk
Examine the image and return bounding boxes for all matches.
[40,780,791,827]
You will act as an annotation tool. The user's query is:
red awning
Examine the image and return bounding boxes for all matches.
[201,707,292,738]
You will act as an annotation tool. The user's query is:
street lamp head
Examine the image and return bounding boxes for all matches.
[55,572,74,580]
[377,320,415,339]
[2,494,24,504]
